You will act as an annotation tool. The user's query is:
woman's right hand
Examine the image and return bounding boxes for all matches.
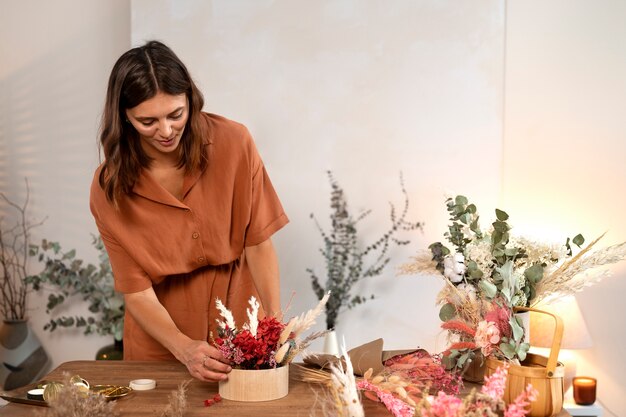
[179,338,232,382]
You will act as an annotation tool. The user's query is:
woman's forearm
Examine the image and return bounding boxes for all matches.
[124,287,193,360]
[124,287,232,381]
[245,238,281,317]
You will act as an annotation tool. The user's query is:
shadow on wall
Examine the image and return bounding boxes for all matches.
[0,33,106,248]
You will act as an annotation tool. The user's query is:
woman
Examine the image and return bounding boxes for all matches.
[89,41,288,382]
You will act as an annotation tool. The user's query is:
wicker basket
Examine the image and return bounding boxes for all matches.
[485,307,565,417]
[219,365,289,402]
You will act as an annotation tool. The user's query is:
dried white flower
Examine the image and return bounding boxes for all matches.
[215,298,236,330]
[242,296,260,336]
[443,253,465,283]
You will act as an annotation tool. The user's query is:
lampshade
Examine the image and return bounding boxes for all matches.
[530,295,593,349]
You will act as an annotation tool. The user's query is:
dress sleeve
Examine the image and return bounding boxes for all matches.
[95,219,153,293]
[243,135,289,247]
[89,172,153,294]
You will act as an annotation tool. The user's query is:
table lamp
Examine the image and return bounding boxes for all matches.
[529,295,593,392]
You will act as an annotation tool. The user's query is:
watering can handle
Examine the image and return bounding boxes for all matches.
[513,306,564,377]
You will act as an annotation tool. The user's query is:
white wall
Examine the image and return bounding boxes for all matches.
[0,0,131,366]
[1,0,625,412]
[503,1,626,413]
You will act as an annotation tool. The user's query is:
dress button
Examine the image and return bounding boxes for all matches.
[198,257,205,263]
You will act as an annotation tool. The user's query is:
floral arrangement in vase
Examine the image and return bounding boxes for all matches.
[400,195,626,371]
[213,293,330,370]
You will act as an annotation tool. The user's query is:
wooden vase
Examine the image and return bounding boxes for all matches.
[219,364,289,401]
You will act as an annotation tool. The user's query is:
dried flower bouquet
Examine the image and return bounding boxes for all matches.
[400,195,626,370]
[213,293,330,369]
[303,348,536,417]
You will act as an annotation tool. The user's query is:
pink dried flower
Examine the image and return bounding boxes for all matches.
[504,384,538,417]
[427,391,463,416]
[384,350,463,395]
[441,320,476,337]
[358,380,415,417]
[474,320,500,356]
[442,341,478,356]
[484,304,512,338]
[482,363,508,400]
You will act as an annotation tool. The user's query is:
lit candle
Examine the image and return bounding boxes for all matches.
[573,376,597,405]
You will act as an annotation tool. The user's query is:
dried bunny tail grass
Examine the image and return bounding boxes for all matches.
[215,298,236,330]
[294,349,364,417]
[328,345,365,417]
[159,380,192,417]
[40,373,119,417]
[275,341,291,364]
[397,250,439,276]
[243,296,260,336]
[291,292,330,339]
[278,318,295,345]
[535,236,626,304]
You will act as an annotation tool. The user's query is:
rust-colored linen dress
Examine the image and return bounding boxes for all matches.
[89,113,289,360]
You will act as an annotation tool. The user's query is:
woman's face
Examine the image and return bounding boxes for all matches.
[125,92,189,162]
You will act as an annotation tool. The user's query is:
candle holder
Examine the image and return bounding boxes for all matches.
[573,376,597,405]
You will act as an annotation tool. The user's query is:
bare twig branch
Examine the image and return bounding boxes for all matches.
[0,178,44,320]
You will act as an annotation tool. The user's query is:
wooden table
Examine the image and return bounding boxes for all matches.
[0,360,572,416]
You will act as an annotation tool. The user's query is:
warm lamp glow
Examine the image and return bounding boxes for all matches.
[530,295,592,349]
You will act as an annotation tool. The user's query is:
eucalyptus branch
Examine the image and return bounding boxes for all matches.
[26,236,124,340]
[308,171,423,330]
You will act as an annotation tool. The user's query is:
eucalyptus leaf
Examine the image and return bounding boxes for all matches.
[573,234,585,247]
[479,280,498,299]
[441,354,456,370]
[524,264,544,284]
[457,352,470,367]
[510,316,524,342]
[492,231,503,246]
[448,350,461,359]
[500,342,516,359]
[495,209,509,221]
[439,303,457,321]
[517,343,530,361]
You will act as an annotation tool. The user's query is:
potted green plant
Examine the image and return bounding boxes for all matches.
[307,171,423,353]
[0,180,51,389]
[26,235,124,360]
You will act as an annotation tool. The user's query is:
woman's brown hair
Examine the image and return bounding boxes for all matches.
[98,40,207,204]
